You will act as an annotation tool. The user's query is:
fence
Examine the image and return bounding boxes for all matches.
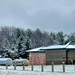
[1,62,75,72]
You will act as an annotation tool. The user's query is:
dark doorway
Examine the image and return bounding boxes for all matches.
[73,60,75,64]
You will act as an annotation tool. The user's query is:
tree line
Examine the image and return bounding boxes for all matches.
[0,26,75,59]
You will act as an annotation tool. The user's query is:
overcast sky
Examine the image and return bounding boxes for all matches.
[0,0,75,34]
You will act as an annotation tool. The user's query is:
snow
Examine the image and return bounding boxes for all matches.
[26,47,43,52]
[0,58,13,65]
[0,70,74,75]
[27,41,75,52]
[0,65,75,75]
[66,45,75,48]
[41,45,65,50]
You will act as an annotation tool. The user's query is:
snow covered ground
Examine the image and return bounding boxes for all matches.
[0,65,75,75]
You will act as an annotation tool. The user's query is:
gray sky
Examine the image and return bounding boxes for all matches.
[0,0,75,34]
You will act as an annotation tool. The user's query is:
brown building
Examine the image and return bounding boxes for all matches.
[27,41,75,65]
[29,52,46,65]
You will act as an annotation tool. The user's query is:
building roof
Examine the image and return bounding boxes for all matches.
[27,41,75,52]
[40,45,65,50]
[26,47,43,52]
[65,41,75,49]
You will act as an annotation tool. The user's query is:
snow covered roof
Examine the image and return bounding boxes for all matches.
[66,45,75,49]
[65,41,75,50]
[40,45,65,50]
[27,41,75,52]
[26,47,44,52]
[26,45,66,52]
[41,41,75,50]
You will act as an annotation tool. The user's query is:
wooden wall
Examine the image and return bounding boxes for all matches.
[29,50,75,65]
[46,50,75,64]
[29,53,46,65]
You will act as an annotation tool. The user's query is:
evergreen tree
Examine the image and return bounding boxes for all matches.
[56,31,64,44]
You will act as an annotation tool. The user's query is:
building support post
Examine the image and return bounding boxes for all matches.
[66,50,69,64]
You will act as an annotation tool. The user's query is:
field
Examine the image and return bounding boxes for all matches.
[0,65,75,75]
